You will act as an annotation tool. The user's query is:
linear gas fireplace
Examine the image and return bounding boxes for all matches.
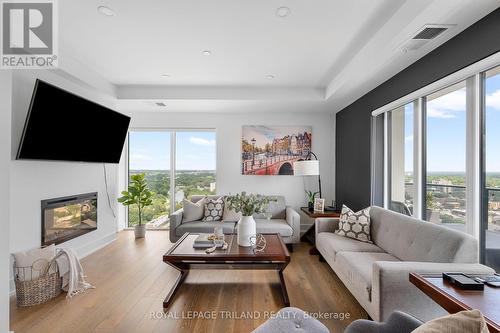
[41,192,98,246]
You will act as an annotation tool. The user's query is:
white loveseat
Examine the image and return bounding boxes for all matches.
[169,195,300,248]
[315,206,494,322]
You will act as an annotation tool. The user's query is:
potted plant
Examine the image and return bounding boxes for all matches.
[118,173,153,238]
[305,190,319,211]
[226,192,275,247]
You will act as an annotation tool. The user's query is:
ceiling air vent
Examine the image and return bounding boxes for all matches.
[412,27,448,40]
[399,24,454,53]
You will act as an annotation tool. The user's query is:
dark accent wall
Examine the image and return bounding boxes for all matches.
[335,7,500,211]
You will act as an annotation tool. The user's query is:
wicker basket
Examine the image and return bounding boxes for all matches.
[14,258,62,307]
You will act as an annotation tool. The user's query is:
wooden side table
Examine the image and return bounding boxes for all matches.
[410,273,500,333]
[300,207,340,254]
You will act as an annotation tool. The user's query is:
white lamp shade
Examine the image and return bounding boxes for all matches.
[293,160,319,176]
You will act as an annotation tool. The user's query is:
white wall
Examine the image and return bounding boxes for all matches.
[126,111,336,211]
[9,71,120,273]
[1,71,12,333]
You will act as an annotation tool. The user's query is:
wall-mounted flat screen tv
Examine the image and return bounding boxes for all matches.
[16,79,131,163]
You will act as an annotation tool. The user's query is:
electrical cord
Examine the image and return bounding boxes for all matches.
[103,163,117,219]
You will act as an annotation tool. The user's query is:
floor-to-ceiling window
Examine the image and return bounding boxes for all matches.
[484,65,500,271]
[175,131,216,210]
[390,102,414,215]
[128,131,171,229]
[127,130,216,228]
[373,54,500,272]
[425,82,467,231]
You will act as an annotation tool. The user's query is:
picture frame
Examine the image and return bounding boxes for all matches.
[314,198,325,212]
[241,126,312,175]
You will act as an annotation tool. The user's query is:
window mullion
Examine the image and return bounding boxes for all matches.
[170,131,176,214]
[413,98,425,219]
[466,75,482,238]
[383,112,391,209]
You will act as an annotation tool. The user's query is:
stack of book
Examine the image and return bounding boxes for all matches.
[193,233,215,249]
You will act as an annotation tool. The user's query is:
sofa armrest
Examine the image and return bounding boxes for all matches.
[285,206,300,244]
[169,208,184,243]
[372,261,494,322]
[314,218,339,239]
[345,311,423,333]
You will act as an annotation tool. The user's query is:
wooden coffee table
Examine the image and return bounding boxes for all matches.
[162,233,291,310]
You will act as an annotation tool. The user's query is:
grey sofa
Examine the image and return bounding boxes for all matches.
[169,195,300,247]
[252,307,329,333]
[316,206,495,322]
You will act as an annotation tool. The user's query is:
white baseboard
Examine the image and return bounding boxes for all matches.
[74,232,117,259]
[9,232,117,295]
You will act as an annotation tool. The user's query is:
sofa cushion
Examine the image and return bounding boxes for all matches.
[336,205,372,243]
[255,219,293,237]
[317,232,384,261]
[176,221,237,236]
[182,197,206,223]
[202,197,224,221]
[412,309,489,333]
[370,206,478,263]
[335,251,399,302]
[253,196,286,219]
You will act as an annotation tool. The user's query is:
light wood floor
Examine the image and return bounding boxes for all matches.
[10,231,368,333]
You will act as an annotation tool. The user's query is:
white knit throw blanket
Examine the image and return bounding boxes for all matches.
[55,248,95,298]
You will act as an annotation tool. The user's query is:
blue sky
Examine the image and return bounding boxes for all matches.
[426,86,467,172]
[403,71,500,173]
[129,131,216,170]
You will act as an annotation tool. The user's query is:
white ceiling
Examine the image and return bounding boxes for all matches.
[57,0,500,113]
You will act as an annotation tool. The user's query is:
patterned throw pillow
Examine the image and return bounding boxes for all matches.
[203,198,224,221]
[412,310,489,333]
[335,205,372,243]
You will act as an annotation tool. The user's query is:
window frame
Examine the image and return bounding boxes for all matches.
[125,128,217,229]
[384,102,417,215]
[371,51,500,266]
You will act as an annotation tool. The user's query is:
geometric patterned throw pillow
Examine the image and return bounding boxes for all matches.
[335,205,372,243]
[202,197,224,222]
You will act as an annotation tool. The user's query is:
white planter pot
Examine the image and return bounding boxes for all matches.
[134,225,146,238]
[237,216,256,247]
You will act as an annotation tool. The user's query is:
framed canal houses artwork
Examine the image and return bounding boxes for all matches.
[241,126,312,175]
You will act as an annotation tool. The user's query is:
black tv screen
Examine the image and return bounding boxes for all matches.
[17,79,131,163]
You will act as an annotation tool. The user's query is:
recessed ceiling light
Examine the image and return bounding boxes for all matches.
[97,5,115,17]
[155,102,167,107]
[161,74,170,78]
[202,50,212,56]
[276,7,291,18]
[266,75,275,79]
